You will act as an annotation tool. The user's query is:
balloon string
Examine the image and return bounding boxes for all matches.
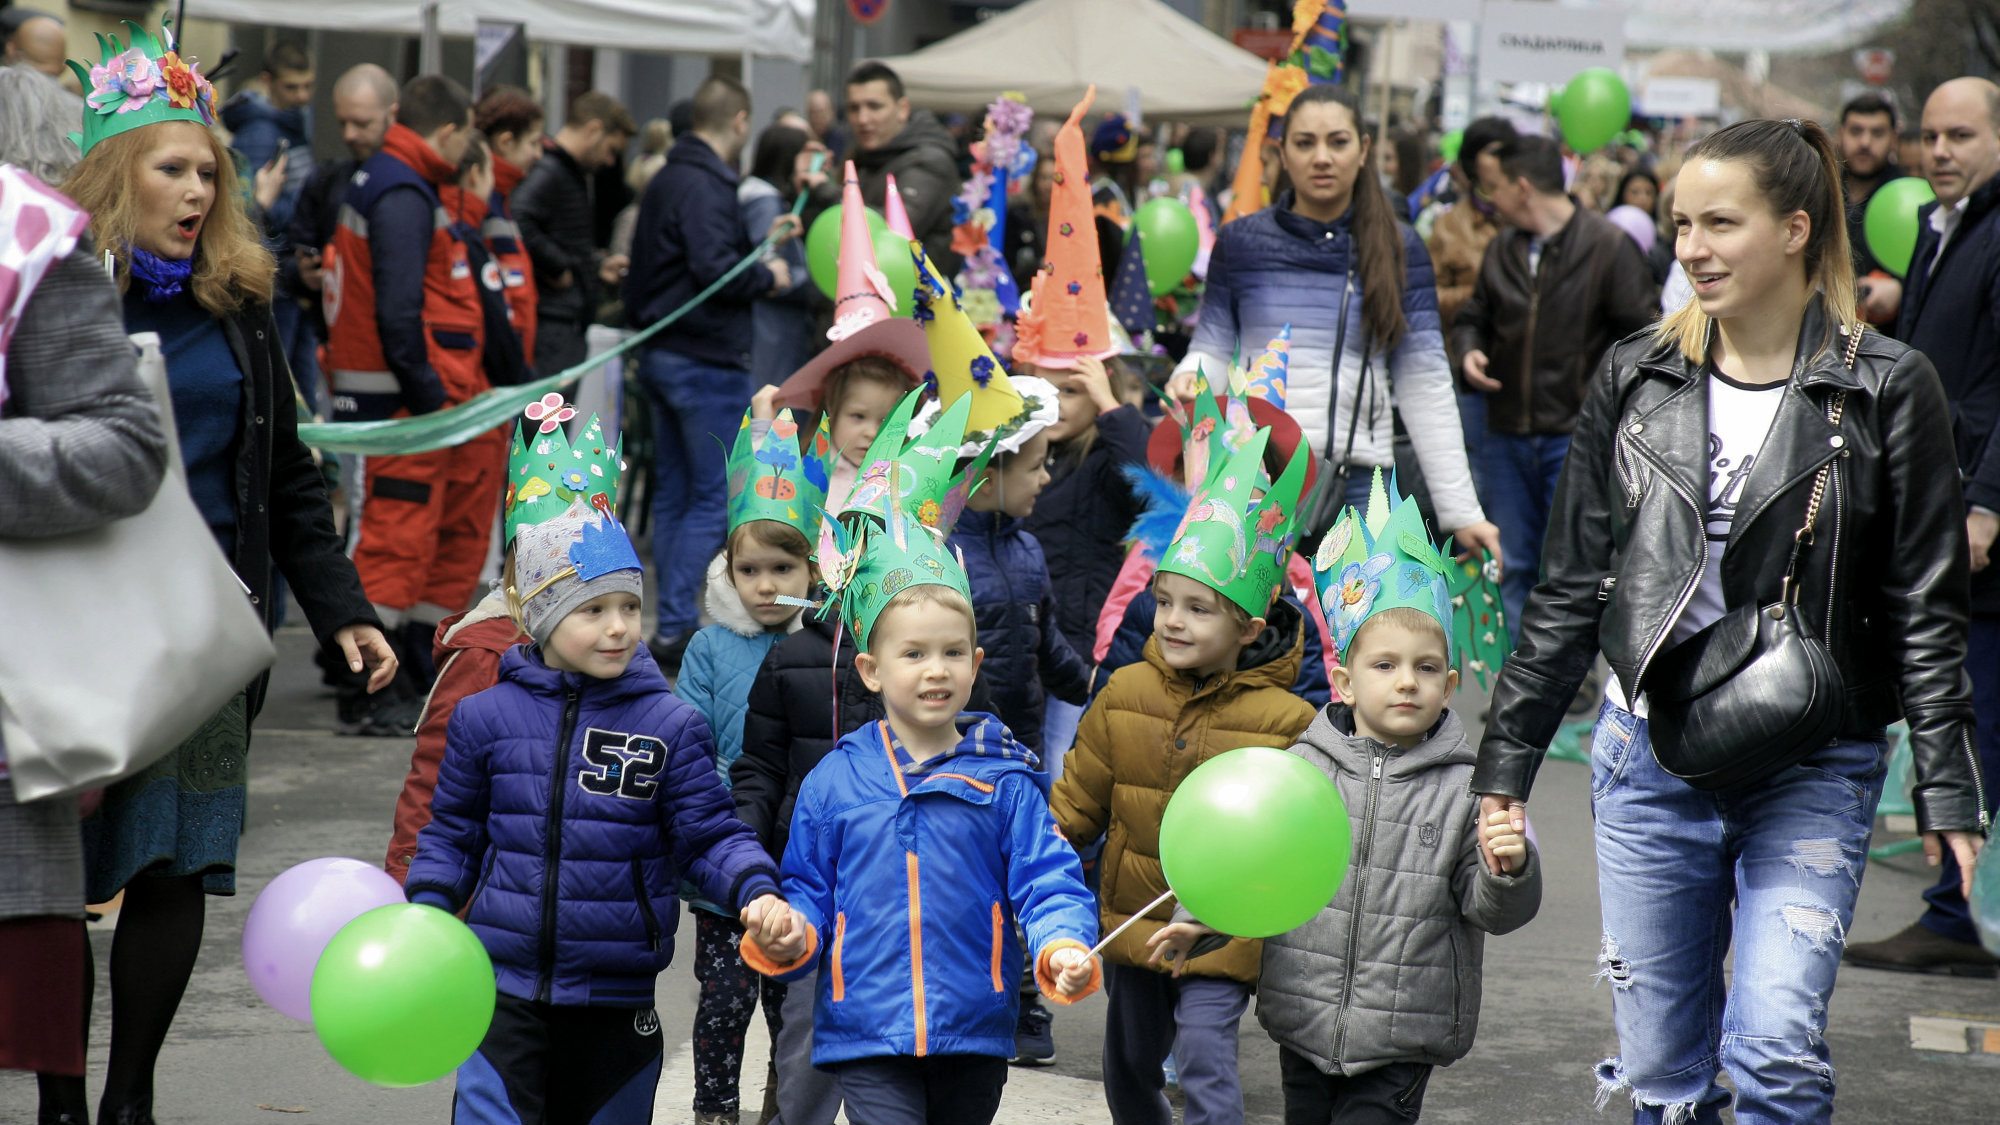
[1086,887,1175,960]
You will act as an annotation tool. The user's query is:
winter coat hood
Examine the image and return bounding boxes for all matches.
[702,550,806,639]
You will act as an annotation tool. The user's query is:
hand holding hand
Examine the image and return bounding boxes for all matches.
[334,625,400,695]
[1050,946,1097,998]
[740,894,808,962]
[1144,921,1217,978]
[1480,808,1528,875]
[1463,349,1501,393]
[1477,795,1527,876]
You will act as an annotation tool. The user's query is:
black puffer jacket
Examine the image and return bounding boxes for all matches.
[1472,302,1986,834]
[1024,404,1148,657]
[730,610,995,859]
[512,140,599,329]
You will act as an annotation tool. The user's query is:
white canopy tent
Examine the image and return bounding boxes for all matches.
[1610,0,1911,55]
[184,0,813,62]
[875,0,1270,125]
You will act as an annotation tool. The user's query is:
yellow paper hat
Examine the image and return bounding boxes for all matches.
[910,244,1059,455]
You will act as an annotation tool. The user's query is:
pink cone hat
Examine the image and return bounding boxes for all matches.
[884,173,915,239]
[773,162,929,411]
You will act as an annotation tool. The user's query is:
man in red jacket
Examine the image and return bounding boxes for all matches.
[324,74,492,735]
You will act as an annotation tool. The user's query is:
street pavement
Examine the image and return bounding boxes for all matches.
[4,619,1995,1124]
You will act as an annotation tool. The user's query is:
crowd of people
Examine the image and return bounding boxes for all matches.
[0,12,1995,1125]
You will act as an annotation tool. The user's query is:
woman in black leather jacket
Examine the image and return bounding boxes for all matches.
[1471,119,1986,1124]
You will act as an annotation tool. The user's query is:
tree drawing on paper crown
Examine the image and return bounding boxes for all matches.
[754,441,800,500]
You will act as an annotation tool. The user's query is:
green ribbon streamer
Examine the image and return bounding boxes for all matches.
[297,190,808,456]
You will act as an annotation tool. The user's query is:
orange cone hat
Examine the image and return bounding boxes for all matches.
[773,161,928,411]
[1012,86,1117,371]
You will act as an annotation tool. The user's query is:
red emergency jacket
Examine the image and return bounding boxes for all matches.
[323,123,485,421]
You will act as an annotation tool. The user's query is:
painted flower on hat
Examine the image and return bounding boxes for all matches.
[561,469,589,491]
[970,355,997,388]
[1073,331,1091,347]
[1058,222,1075,238]
[918,499,941,527]
[112,49,162,107]
[525,392,576,434]
[1332,554,1393,651]
[159,52,199,111]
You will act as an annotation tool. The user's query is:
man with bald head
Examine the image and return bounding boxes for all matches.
[3,11,65,78]
[286,63,401,410]
[1848,76,2000,978]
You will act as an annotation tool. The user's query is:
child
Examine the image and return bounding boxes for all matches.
[1013,86,1151,710]
[1052,428,1320,1125]
[909,247,1095,1064]
[729,386,998,1125]
[768,161,927,511]
[406,407,799,1125]
[672,408,830,1125]
[742,466,1103,1125]
[1150,470,1541,1124]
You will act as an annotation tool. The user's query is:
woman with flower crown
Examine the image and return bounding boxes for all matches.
[43,22,395,1125]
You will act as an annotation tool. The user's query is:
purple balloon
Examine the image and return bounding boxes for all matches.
[1606,205,1657,254]
[243,857,406,1021]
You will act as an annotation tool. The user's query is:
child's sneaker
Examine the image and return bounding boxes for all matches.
[1010,997,1056,1066]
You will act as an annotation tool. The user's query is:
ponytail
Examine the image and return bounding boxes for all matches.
[1658,117,1859,363]
[1281,85,1409,351]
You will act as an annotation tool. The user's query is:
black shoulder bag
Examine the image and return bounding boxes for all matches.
[1645,330,1856,791]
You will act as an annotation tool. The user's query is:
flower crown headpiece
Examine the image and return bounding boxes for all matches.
[66,19,216,156]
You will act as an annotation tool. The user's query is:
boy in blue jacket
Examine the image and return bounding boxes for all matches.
[742,451,1103,1125]
[408,415,801,1125]
[673,407,830,1124]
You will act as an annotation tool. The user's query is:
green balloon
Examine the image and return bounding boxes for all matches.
[1166,147,1187,177]
[872,225,919,314]
[1438,129,1464,168]
[1158,746,1352,938]
[1556,68,1631,154]
[806,204,890,300]
[1862,176,1937,279]
[311,904,496,1087]
[1134,197,1199,296]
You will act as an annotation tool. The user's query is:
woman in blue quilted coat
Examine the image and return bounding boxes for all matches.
[1168,86,1501,562]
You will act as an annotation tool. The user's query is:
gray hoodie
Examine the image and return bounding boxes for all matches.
[1242,704,1541,1076]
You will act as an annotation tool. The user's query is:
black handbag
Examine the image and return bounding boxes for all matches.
[1645,343,1854,791]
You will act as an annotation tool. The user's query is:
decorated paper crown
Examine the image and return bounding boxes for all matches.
[506,393,624,545]
[727,408,833,541]
[1146,328,1315,493]
[909,247,1059,456]
[505,398,642,618]
[1224,1,1346,224]
[1014,86,1118,371]
[772,162,928,412]
[1158,427,1311,617]
[1311,467,1458,664]
[811,493,973,650]
[66,19,217,156]
[839,387,992,534]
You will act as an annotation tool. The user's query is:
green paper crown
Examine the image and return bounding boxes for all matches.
[813,484,972,649]
[727,408,832,541]
[1158,427,1311,617]
[1446,551,1510,688]
[1311,468,1456,662]
[839,388,993,534]
[66,19,217,156]
[506,397,623,545]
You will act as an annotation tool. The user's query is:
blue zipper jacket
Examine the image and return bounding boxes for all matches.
[750,715,1101,1065]
[949,509,1094,755]
[407,643,781,1007]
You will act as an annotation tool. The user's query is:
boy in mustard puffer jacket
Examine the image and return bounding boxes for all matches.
[1051,429,1317,1125]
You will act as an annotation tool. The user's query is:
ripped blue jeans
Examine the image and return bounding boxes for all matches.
[1588,701,1887,1125]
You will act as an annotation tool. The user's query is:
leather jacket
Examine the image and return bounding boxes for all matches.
[1471,302,1988,834]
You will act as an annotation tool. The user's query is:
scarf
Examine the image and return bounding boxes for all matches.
[493,155,525,201]
[128,246,193,303]
[379,122,458,187]
[0,165,92,414]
